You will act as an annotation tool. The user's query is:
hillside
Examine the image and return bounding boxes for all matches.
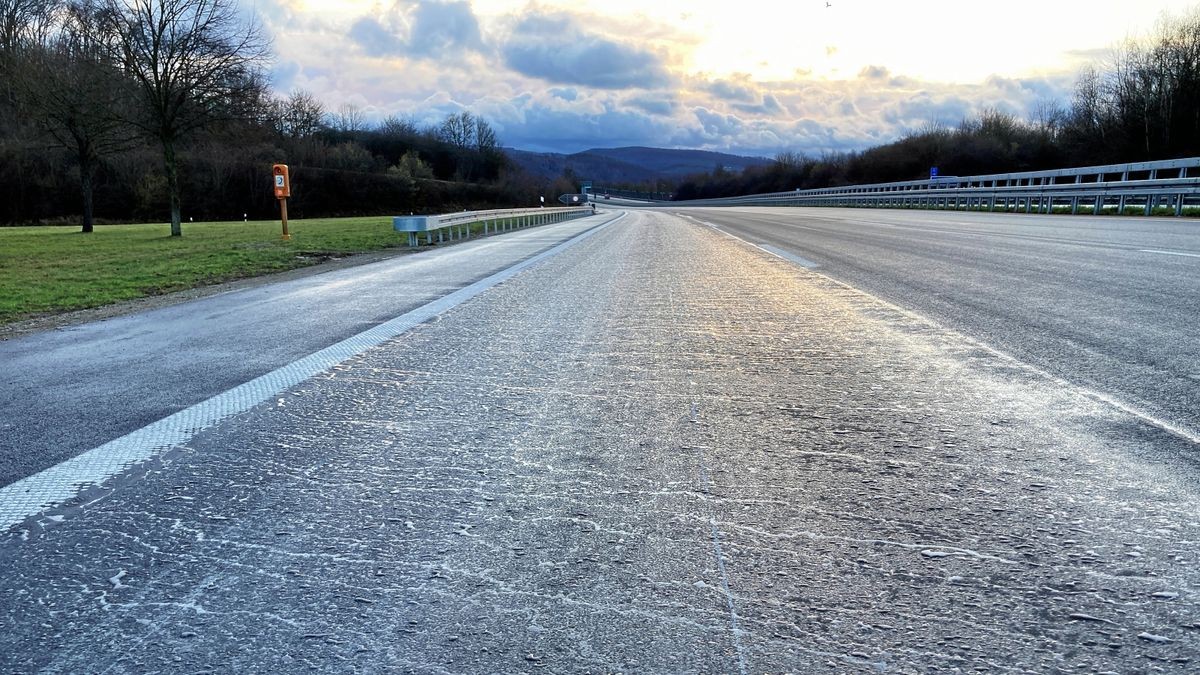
[506,146,770,184]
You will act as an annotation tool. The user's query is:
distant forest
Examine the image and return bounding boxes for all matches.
[674,8,1200,200]
[2,2,1198,228]
[0,0,577,231]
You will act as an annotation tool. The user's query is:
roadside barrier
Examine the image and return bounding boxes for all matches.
[609,157,1200,216]
[393,207,593,247]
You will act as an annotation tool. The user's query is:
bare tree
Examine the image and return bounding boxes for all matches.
[100,0,270,236]
[330,102,365,135]
[438,111,474,149]
[0,0,58,54]
[273,89,324,139]
[378,114,417,138]
[473,116,496,154]
[1030,99,1066,140]
[16,0,136,232]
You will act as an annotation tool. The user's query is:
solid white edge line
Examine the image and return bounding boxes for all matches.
[1139,249,1200,259]
[0,212,626,531]
[690,215,1200,447]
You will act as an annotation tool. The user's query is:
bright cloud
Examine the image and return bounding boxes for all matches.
[257,0,1200,155]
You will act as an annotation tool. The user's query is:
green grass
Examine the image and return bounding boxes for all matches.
[0,217,409,325]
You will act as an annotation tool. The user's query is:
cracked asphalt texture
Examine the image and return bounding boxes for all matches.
[2,210,1199,672]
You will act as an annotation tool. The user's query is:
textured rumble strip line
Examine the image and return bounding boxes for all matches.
[0,214,623,530]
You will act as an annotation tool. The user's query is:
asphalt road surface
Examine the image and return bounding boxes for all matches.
[684,207,1200,442]
[1,210,1198,671]
[0,214,614,489]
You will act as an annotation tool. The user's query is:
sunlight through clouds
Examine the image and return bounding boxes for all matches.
[256,0,1200,155]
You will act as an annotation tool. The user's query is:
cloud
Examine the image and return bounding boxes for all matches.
[261,3,1088,158]
[693,107,744,137]
[706,77,759,103]
[733,93,784,115]
[489,97,676,152]
[625,93,678,116]
[858,65,889,80]
[881,93,975,127]
[270,60,301,91]
[500,12,671,89]
[347,1,483,60]
[408,1,483,57]
[348,17,400,56]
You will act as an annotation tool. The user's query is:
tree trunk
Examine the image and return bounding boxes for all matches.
[79,158,95,234]
[163,136,182,236]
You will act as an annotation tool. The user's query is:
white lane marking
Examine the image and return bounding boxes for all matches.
[1140,249,1200,259]
[755,244,821,269]
[0,213,624,531]
[680,213,823,269]
[698,216,1200,447]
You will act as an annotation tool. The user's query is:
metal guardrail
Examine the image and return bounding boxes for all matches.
[638,157,1200,216]
[393,206,593,247]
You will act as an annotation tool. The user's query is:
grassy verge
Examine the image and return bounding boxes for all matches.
[0,217,408,325]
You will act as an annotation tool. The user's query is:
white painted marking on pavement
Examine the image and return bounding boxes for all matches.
[679,213,822,269]
[0,213,624,531]
[755,244,821,269]
[1139,249,1200,259]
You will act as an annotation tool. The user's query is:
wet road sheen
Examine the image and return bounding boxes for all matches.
[2,211,1198,672]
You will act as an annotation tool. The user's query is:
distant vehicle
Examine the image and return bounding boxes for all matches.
[603,194,611,199]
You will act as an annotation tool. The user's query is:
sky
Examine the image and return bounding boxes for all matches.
[257,0,1200,156]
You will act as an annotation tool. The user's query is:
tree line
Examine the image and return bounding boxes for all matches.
[0,0,562,233]
[674,8,1200,201]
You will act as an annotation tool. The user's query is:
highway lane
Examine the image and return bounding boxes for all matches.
[683,207,1200,441]
[2,210,1198,671]
[0,213,615,489]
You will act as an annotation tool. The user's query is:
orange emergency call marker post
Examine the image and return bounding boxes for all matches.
[272,164,291,240]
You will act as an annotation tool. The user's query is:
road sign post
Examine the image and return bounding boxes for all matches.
[272,164,291,241]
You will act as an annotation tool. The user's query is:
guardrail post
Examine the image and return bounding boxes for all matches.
[1176,194,1185,217]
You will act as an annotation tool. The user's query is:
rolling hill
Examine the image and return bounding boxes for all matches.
[505,146,771,184]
